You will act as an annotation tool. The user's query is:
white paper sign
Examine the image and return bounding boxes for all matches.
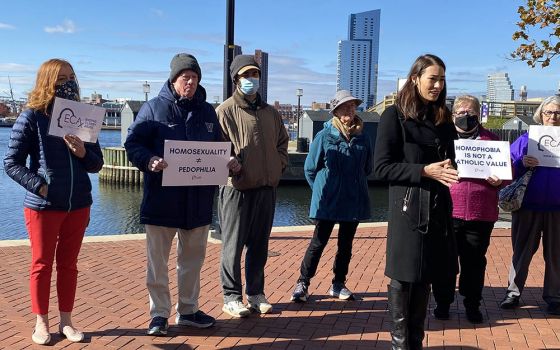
[162,140,231,186]
[454,139,512,180]
[48,97,106,143]
[527,125,560,168]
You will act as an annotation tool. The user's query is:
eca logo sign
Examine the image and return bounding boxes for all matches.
[538,135,560,151]
[57,108,83,128]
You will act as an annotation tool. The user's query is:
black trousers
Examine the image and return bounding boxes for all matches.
[298,220,359,285]
[432,219,494,308]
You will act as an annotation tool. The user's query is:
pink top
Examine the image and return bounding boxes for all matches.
[450,127,501,222]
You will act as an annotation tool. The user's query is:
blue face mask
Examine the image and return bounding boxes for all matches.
[238,77,259,95]
[55,80,80,101]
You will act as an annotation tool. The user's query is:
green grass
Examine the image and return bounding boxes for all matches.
[482,116,508,129]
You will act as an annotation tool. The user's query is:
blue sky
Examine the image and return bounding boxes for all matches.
[0,0,558,106]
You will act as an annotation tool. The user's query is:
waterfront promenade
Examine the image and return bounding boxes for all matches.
[1,223,558,349]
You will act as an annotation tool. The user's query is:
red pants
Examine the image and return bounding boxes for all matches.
[24,207,90,315]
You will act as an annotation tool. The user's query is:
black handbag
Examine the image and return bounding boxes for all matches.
[498,169,533,212]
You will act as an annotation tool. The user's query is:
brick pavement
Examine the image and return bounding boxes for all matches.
[1,224,559,349]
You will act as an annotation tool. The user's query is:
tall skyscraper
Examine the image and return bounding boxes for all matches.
[254,49,269,102]
[486,73,514,101]
[337,9,381,110]
[223,44,242,101]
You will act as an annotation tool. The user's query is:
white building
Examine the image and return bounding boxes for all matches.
[487,73,514,102]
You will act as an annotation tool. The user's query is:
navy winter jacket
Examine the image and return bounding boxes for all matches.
[304,119,372,221]
[3,108,104,211]
[124,81,222,229]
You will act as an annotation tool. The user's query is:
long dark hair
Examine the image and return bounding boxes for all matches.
[396,54,450,125]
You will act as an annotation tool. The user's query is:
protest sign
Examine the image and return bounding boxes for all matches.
[162,140,231,186]
[528,125,560,168]
[454,139,512,180]
[48,97,105,143]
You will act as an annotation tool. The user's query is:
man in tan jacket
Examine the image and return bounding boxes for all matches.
[216,55,289,318]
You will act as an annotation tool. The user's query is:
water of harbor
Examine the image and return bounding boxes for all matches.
[0,127,390,240]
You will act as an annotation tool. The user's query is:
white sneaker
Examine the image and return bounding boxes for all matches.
[329,283,354,300]
[247,294,273,314]
[222,300,250,318]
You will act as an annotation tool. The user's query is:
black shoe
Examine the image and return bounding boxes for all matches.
[176,310,215,328]
[547,302,560,315]
[147,316,169,336]
[433,304,450,320]
[466,307,483,323]
[291,281,309,302]
[500,295,520,309]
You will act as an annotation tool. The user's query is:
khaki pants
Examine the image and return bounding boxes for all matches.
[145,224,209,318]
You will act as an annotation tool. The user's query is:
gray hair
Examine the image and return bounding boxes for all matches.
[452,95,481,115]
[533,95,560,124]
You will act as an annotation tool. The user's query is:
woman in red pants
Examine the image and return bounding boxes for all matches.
[3,59,104,345]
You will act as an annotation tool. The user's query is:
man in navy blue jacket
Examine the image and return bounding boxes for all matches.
[125,53,238,335]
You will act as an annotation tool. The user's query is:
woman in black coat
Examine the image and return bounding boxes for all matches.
[373,54,459,350]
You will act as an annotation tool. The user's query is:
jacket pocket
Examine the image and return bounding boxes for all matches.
[400,186,430,234]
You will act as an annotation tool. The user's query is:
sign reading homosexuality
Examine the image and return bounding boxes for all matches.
[162,140,232,186]
[454,139,512,180]
[48,97,106,143]
[528,125,560,168]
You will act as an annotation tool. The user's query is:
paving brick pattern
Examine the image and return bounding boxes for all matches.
[1,226,559,349]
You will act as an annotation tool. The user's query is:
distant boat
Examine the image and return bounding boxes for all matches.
[0,117,15,127]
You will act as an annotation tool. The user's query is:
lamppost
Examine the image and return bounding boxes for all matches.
[296,88,303,140]
[142,81,150,102]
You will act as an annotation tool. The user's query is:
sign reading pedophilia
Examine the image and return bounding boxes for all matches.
[162,140,232,186]
[48,97,106,143]
[528,125,560,168]
[454,139,512,180]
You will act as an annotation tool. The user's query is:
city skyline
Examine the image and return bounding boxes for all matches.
[0,0,558,106]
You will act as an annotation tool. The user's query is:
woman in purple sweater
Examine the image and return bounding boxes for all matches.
[432,95,504,323]
[499,95,560,314]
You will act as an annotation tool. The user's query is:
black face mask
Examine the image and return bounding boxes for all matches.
[454,114,479,132]
[55,80,80,101]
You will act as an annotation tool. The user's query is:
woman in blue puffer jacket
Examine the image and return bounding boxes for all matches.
[290,90,372,303]
[3,59,103,345]
[499,95,560,314]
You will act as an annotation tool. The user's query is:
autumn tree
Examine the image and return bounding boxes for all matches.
[511,0,560,67]
[0,103,9,116]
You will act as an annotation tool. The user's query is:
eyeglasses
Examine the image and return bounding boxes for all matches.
[453,111,479,117]
[542,110,560,117]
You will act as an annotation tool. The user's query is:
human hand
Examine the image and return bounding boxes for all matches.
[226,157,242,174]
[486,175,502,187]
[522,155,538,168]
[63,134,86,158]
[39,184,48,198]
[422,159,459,187]
[148,156,168,172]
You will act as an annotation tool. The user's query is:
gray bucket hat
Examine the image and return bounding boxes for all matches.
[330,90,362,114]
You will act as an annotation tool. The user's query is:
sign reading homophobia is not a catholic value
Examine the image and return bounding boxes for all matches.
[162,140,232,186]
[454,139,512,180]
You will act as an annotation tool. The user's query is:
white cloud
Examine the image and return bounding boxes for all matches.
[150,8,164,17]
[44,19,77,34]
[0,23,15,30]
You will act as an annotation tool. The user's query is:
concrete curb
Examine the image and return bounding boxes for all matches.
[0,221,511,247]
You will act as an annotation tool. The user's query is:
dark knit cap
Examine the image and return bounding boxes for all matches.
[229,55,260,81]
[169,53,202,82]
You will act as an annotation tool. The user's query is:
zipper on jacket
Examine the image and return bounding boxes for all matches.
[402,187,412,212]
[67,147,74,212]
